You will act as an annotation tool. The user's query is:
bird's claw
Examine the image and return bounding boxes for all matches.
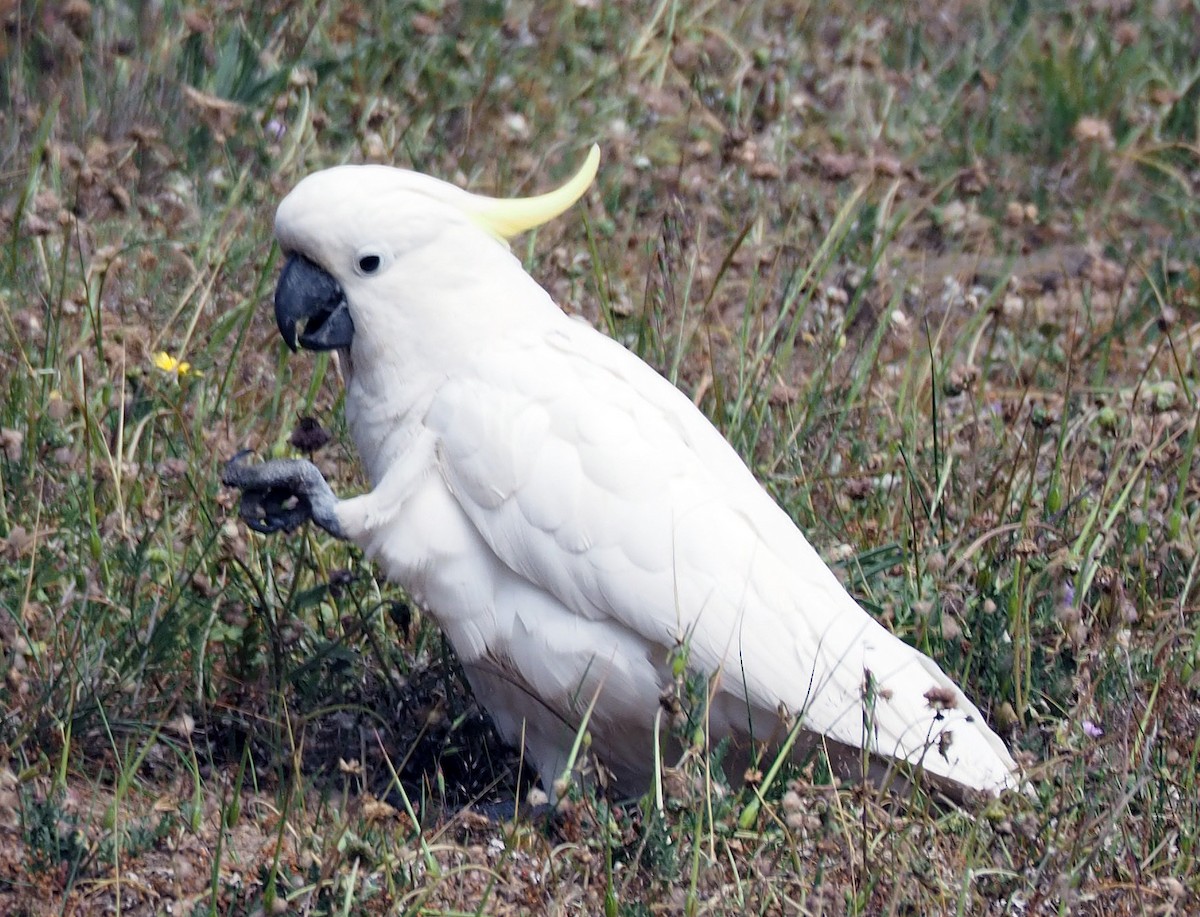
[222,452,314,534]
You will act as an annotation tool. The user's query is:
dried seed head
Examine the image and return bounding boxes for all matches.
[1055,601,1081,626]
[1119,597,1138,623]
[924,685,958,710]
[995,702,1019,729]
[1095,566,1118,593]
[361,796,399,822]
[166,712,195,737]
[781,789,803,815]
[1013,538,1038,558]
[1000,293,1025,322]
[0,428,24,462]
[957,161,988,195]
[1069,621,1090,647]
[289,415,331,454]
[944,363,978,396]
[940,615,962,642]
[1073,116,1115,148]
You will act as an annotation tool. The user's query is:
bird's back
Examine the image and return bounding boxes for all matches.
[401,315,1020,797]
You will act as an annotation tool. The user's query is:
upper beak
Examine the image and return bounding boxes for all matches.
[274,254,355,352]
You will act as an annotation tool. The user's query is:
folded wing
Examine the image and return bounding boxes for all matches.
[425,319,1019,795]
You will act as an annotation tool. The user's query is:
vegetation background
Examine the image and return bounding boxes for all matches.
[2,0,1200,913]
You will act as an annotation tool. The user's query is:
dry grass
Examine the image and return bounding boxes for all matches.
[2,0,1200,913]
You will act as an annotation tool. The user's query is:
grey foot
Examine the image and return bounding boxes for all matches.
[222,451,346,539]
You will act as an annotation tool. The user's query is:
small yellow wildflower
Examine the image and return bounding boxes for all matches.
[153,351,200,377]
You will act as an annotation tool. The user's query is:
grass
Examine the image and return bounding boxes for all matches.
[2,0,1200,912]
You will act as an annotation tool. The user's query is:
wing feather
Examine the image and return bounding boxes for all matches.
[425,320,1018,793]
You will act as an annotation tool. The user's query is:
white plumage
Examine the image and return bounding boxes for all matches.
[256,148,1021,799]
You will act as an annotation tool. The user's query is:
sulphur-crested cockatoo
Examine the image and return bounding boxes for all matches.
[224,146,1021,801]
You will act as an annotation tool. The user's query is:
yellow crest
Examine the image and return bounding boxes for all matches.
[465,145,600,240]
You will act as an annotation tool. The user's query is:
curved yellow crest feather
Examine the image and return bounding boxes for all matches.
[466,145,600,240]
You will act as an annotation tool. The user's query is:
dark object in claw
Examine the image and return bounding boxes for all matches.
[222,452,314,534]
[236,484,312,533]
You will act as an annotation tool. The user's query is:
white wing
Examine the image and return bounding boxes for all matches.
[424,318,1018,794]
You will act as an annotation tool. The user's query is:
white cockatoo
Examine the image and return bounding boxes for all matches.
[224,146,1022,801]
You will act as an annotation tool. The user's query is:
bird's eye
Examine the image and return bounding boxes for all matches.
[353,246,390,276]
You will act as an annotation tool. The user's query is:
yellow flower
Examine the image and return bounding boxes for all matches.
[153,351,200,377]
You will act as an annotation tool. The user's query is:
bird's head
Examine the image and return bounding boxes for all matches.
[271,146,600,353]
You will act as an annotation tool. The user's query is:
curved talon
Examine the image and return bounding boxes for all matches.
[221,450,261,488]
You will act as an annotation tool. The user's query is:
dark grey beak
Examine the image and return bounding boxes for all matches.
[274,254,355,352]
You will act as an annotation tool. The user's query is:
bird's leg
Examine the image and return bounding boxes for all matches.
[222,451,347,539]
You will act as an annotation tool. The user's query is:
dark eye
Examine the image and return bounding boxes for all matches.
[358,254,381,274]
